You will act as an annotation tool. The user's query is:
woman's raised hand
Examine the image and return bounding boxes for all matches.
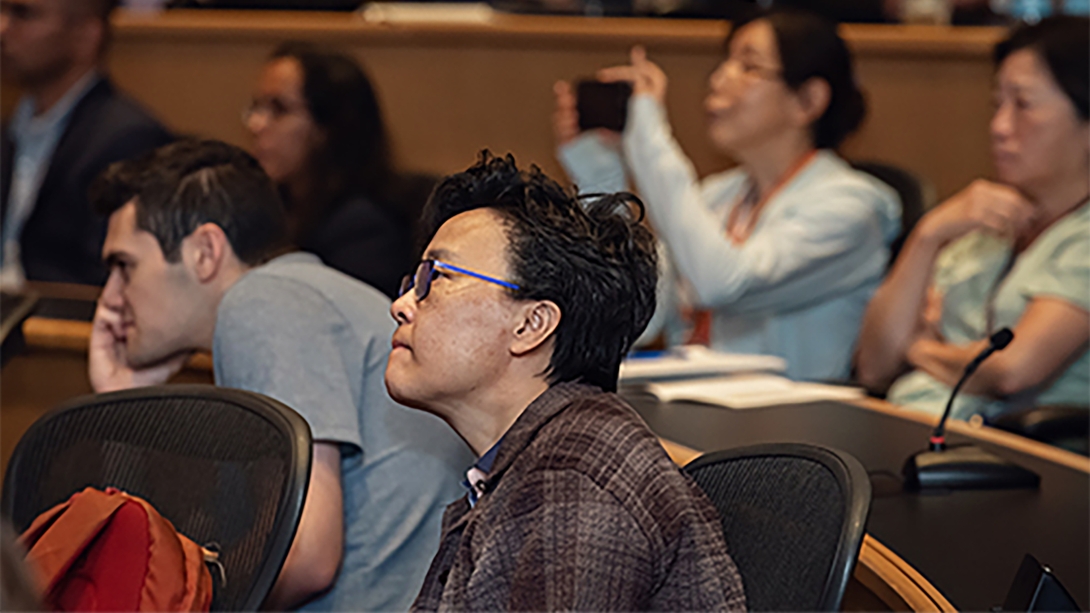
[598,46,668,106]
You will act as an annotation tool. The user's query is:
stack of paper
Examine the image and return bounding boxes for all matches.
[646,373,865,410]
[619,345,786,382]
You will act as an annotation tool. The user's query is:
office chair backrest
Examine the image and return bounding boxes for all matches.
[989,405,1090,457]
[684,443,871,612]
[1,385,312,611]
[852,160,934,267]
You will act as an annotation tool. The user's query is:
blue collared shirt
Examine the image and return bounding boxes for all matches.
[463,438,503,507]
[1,71,100,286]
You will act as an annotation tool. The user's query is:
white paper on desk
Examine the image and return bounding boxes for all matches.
[646,373,865,409]
[360,3,495,23]
[619,345,786,382]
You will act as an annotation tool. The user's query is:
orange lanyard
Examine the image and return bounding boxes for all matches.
[725,149,818,245]
[690,150,818,346]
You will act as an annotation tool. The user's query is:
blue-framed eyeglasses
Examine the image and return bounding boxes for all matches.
[399,259,520,301]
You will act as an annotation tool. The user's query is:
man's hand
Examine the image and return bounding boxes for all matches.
[597,46,668,106]
[916,179,1036,247]
[88,301,188,393]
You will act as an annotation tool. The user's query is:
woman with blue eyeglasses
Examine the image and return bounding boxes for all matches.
[553,8,900,381]
[400,259,520,301]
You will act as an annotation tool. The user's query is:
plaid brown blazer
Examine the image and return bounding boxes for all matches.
[411,381,746,611]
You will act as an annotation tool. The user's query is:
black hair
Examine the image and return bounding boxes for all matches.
[420,151,659,392]
[90,139,291,266]
[268,42,404,237]
[726,8,866,149]
[995,16,1089,121]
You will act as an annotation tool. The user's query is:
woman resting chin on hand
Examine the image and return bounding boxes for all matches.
[856,16,1090,421]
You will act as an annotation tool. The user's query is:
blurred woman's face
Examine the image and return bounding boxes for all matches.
[705,20,802,155]
[245,57,324,186]
[991,49,1089,195]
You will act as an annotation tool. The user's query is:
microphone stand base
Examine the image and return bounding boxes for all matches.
[903,444,1040,490]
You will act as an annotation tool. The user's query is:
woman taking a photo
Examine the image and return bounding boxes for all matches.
[555,9,900,381]
[857,17,1088,419]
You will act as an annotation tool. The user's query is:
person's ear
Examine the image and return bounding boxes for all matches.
[794,77,832,129]
[510,300,561,356]
[182,223,231,284]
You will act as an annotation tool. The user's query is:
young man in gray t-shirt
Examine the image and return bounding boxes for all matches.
[87,139,472,610]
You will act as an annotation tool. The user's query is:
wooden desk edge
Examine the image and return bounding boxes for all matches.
[111,9,1006,57]
[659,438,702,466]
[22,317,213,372]
[856,535,957,612]
[852,396,1090,474]
[656,395,1088,475]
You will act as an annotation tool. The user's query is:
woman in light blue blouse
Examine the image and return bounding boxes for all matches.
[857,17,1089,419]
[554,9,900,381]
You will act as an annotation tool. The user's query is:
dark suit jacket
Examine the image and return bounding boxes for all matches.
[0,77,173,285]
[411,381,747,611]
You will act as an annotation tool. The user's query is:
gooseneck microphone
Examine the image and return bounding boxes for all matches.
[902,327,1039,490]
[930,327,1015,450]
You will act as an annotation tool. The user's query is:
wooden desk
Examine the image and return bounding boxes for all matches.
[0,10,1005,201]
[627,391,1090,611]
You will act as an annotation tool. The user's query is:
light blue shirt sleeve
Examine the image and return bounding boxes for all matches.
[621,94,893,316]
[1022,232,1090,311]
[214,273,363,452]
[557,132,630,195]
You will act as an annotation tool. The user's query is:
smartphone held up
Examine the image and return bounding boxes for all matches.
[576,80,633,133]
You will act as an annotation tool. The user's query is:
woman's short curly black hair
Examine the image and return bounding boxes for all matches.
[420,151,659,392]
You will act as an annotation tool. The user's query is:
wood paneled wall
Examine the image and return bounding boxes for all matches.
[78,11,1005,200]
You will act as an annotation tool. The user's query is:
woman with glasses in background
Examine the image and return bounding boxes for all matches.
[857,17,1089,420]
[245,42,433,299]
[554,9,900,381]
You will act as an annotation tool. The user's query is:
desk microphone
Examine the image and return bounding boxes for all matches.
[930,328,1014,450]
[902,328,1040,490]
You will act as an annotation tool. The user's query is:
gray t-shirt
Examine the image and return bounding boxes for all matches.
[214,252,473,611]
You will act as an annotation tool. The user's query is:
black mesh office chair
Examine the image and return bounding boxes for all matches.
[1,385,312,611]
[989,406,1090,457]
[852,161,934,267]
[684,443,871,612]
